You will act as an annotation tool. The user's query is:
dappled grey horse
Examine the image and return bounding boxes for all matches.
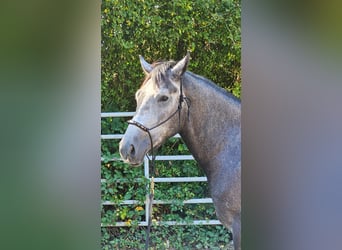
[119,52,241,250]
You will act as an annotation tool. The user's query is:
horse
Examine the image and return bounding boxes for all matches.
[119,52,241,250]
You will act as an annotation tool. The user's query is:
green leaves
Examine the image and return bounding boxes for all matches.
[102,0,241,112]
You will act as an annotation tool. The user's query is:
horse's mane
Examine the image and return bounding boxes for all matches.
[140,60,176,88]
[185,71,240,103]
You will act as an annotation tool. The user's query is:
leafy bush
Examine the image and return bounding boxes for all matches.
[102,225,232,250]
[102,0,240,112]
[101,0,240,248]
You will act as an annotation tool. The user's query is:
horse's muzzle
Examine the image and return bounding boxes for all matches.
[119,136,147,166]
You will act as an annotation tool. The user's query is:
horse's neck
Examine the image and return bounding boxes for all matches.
[179,72,241,179]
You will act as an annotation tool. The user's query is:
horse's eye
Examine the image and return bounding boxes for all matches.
[158,95,169,102]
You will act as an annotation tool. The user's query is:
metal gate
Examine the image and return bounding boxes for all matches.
[101,112,221,227]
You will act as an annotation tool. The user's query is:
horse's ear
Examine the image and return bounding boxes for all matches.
[139,55,153,75]
[171,51,190,79]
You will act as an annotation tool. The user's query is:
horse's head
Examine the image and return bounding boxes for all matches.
[119,53,190,166]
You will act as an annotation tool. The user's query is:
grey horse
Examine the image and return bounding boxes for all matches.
[119,52,241,250]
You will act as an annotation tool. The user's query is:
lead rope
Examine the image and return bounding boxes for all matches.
[145,131,155,250]
[125,120,156,250]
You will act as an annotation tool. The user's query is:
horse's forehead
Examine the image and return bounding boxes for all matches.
[138,79,157,96]
[137,70,178,98]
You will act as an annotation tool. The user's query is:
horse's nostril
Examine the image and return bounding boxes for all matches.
[129,144,135,156]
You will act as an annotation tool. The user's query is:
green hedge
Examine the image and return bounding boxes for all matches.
[101,0,240,248]
[102,0,240,112]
